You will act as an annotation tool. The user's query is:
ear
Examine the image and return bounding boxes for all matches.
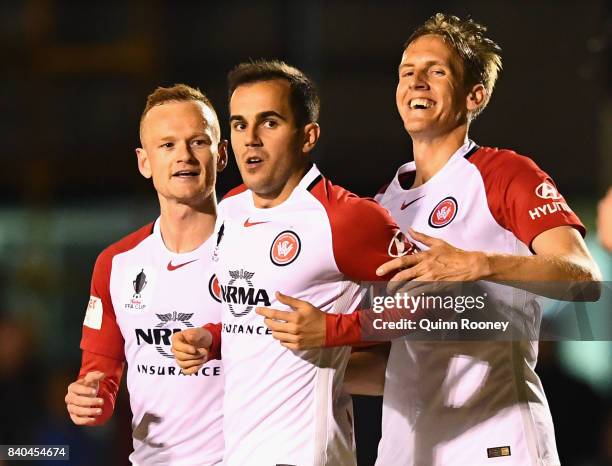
[302,123,320,154]
[466,83,487,114]
[216,139,229,173]
[135,147,152,179]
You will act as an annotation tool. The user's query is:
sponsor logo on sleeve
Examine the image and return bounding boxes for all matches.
[84,296,103,330]
[428,197,458,228]
[387,230,417,257]
[270,230,301,266]
[535,182,562,200]
[529,181,573,220]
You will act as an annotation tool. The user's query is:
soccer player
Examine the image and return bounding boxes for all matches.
[64,84,228,465]
[171,60,416,466]
[257,13,602,466]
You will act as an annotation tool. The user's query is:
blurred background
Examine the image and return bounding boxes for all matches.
[0,0,610,465]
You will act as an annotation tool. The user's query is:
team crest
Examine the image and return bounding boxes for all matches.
[270,230,301,266]
[208,274,222,303]
[428,197,458,228]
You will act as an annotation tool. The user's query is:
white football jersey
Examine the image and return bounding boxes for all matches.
[81,219,224,466]
[213,164,412,466]
[373,140,584,466]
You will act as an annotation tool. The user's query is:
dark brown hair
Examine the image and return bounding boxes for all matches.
[227,59,320,127]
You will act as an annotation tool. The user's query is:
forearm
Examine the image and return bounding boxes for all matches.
[78,351,125,425]
[343,344,390,396]
[478,252,601,300]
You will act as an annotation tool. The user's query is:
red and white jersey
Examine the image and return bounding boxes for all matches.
[81,219,224,466]
[374,140,584,466]
[214,164,412,466]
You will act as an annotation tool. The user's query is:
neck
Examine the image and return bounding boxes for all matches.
[158,195,218,253]
[252,164,309,209]
[410,124,469,188]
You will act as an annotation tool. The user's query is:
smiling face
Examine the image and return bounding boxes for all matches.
[229,79,318,206]
[396,34,480,140]
[136,100,227,208]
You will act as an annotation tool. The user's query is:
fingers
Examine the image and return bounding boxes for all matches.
[65,377,105,426]
[178,359,206,375]
[408,228,439,246]
[83,371,105,386]
[256,307,294,322]
[172,348,207,362]
[275,291,306,309]
[182,328,211,347]
[263,317,297,334]
[66,401,103,418]
[376,255,420,277]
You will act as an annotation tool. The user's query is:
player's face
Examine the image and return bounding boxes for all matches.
[396,34,471,139]
[137,101,227,207]
[229,79,314,202]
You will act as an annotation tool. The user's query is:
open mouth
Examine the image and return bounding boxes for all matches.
[409,98,435,110]
[246,156,263,166]
[172,170,199,178]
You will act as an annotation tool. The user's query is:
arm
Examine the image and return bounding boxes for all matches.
[378,225,601,300]
[65,350,124,426]
[344,343,390,396]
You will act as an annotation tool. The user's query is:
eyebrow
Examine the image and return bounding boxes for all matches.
[398,60,448,72]
[229,111,288,123]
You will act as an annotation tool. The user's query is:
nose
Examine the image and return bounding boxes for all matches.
[177,141,197,164]
[245,125,262,147]
[408,69,429,90]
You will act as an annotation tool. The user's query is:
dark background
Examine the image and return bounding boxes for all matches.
[0,1,610,465]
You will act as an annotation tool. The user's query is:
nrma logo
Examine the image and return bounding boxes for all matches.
[135,311,194,359]
[220,269,270,317]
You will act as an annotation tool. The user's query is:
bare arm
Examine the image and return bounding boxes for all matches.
[378,226,601,300]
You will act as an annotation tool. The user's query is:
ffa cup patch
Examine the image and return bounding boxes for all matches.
[270,230,301,266]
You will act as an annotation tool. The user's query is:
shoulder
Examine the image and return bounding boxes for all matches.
[97,223,155,267]
[466,146,544,179]
[308,176,393,224]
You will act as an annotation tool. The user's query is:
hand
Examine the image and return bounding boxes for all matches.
[597,187,612,252]
[65,371,105,425]
[256,292,326,350]
[376,228,488,293]
[171,327,212,375]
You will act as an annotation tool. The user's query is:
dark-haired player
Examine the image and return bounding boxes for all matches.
[172,60,416,466]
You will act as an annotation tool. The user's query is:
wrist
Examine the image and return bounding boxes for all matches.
[473,251,493,280]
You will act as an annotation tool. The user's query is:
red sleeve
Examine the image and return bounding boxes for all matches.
[77,350,125,425]
[204,323,222,360]
[80,224,153,359]
[309,177,417,281]
[80,251,126,360]
[326,312,362,346]
[468,147,585,250]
